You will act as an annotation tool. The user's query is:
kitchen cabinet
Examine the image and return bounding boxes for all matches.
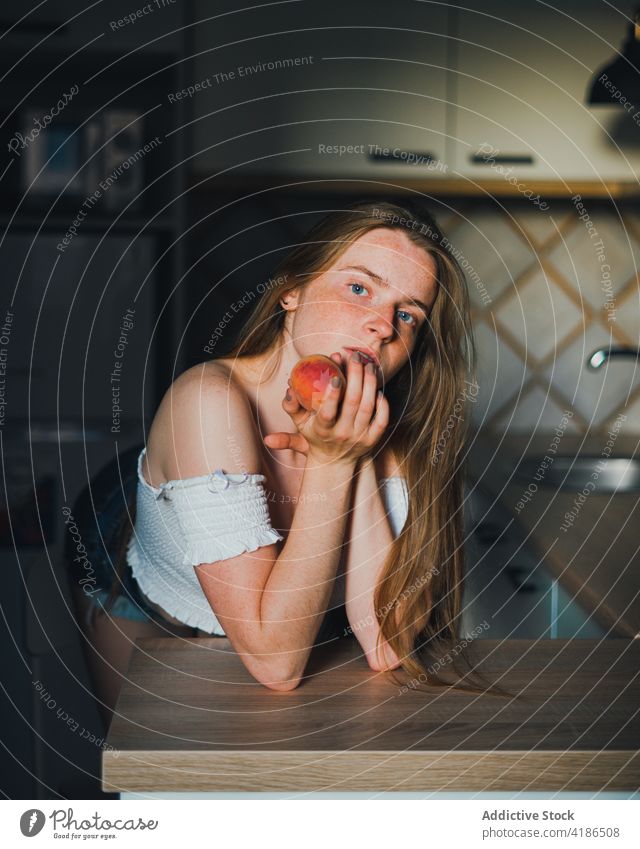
[468,431,640,638]
[191,0,640,187]
[450,0,640,183]
[462,482,607,640]
[191,0,451,178]
[0,433,138,798]
[1,234,157,423]
[0,8,190,414]
[1,0,184,53]
[0,10,190,799]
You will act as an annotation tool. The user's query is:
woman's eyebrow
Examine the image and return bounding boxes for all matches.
[338,264,430,316]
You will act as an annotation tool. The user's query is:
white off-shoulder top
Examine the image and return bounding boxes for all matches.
[126,447,409,634]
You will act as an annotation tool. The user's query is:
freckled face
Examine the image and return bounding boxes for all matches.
[285,228,438,382]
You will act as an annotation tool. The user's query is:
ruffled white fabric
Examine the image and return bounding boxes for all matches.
[380,476,409,536]
[126,447,409,635]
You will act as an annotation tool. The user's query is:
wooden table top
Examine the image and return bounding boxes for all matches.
[103,636,640,793]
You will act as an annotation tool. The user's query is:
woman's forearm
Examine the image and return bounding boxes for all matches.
[259,457,356,680]
[343,458,402,670]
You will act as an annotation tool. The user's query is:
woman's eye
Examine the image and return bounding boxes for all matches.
[347,283,417,327]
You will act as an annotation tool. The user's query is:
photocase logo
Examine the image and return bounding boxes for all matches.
[20,809,45,837]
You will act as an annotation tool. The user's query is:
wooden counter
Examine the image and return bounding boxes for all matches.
[103,636,640,794]
[468,432,640,637]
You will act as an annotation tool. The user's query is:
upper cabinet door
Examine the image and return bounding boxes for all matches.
[451,0,640,182]
[190,1,452,177]
[0,0,184,53]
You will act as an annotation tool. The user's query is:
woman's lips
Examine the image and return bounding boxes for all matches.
[343,347,379,368]
[341,348,382,384]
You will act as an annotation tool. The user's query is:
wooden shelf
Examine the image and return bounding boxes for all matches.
[0,213,177,233]
[189,173,640,199]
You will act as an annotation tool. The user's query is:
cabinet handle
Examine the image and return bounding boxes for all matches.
[470,152,534,165]
[368,149,437,165]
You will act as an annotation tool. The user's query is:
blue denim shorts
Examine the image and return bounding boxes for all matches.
[66,444,162,626]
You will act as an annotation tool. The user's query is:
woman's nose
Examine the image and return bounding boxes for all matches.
[364,305,395,340]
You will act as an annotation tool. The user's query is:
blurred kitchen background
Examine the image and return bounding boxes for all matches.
[1,0,639,798]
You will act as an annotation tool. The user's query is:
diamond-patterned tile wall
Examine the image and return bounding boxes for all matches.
[548,209,640,312]
[495,267,584,365]
[469,320,530,428]
[448,208,537,309]
[444,199,640,436]
[613,285,640,346]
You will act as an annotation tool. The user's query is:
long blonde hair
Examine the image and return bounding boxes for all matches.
[219,199,510,697]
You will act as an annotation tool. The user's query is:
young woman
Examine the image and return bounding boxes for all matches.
[70,199,482,726]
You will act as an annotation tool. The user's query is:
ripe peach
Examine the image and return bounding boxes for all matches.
[289,354,346,411]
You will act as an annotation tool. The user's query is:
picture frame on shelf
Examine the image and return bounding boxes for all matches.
[21,112,85,196]
[20,109,144,209]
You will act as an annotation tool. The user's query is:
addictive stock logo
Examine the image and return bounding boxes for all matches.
[20,809,45,837]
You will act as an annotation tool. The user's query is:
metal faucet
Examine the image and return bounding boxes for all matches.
[587,346,640,370]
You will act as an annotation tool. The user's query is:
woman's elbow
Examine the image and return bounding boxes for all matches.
[257,669,303,691]
[367,657,402,672]
[365,643,402,672]
[245,656,304,691]
[261,675,302,692]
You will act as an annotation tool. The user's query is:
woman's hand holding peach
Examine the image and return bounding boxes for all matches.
[262,399,311,457]
[262,351,342,457]
[264,351,389,467]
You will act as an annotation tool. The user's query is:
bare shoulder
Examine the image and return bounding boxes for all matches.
[172,358,239,391]
[157,359,249,412]
[145,360,261,483]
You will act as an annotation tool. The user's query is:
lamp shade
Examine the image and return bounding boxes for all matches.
[587,10,640,105]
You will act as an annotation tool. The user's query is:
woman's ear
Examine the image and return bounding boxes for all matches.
[280,289,300,311]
